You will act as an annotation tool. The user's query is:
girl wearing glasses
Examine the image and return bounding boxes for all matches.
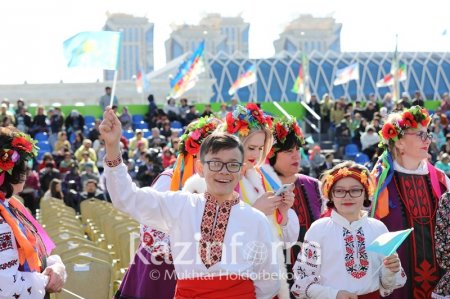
[371,106,450,299]
[291,161,406,299]
[223,104,300,299]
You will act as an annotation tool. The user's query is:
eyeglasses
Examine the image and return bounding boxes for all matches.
[332,188,364,198]
[403,131,433,142]
[203,160,242,173]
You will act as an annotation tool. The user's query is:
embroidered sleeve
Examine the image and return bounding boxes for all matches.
[0,222,48,298]
[434,192,450,296]
[281,209,300,246]
[379,263,407,297]
[291,238,338,299]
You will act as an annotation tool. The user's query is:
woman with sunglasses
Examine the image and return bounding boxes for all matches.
[291,161,406,299]
[222,104,299,299]
[371,106,450,299]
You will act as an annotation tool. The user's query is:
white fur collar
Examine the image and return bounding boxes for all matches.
[240,168,267,205]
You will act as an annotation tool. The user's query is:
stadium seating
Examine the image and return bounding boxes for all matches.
[35,132,49,141]
[344,144,359,159]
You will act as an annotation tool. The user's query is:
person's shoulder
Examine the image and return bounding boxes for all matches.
[235,201,266,219]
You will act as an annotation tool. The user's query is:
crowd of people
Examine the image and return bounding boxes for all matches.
[1,90,450,298]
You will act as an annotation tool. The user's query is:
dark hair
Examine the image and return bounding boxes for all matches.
[0,127,31,198]
[199,133,244,163]
[268,132,302,166]
[49,178,62,199]
[85,179,97,187]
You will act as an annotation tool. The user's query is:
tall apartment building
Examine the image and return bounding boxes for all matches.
[103,13,154,81]
[165,13,250,61]
[274,14,342,54]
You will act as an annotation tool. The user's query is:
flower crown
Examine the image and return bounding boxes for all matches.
[268,117,304,158]
[379,106,431,148]
[179,116,222,156]
[225,103,272,137]
[0,131,38,186]
[322,167,374,199]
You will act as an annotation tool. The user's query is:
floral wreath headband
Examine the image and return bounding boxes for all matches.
[379,105,431,148]
[268,117,305,158]
[225,103,273,137]
[179,116,222,156]
[0,131,38,186]
[322,167,374,199]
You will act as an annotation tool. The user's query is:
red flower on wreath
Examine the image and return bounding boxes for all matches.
[226,112,248,134]
[401,111,418,128]
[275,123,288,142]
[12,136,33,153]
[381,123,398,140]
[0,150,15,172]
[265,116,273,129]
[246,103,265,124]
[292,122,302,137]
[184,137,201,155]
[420,109,431,127]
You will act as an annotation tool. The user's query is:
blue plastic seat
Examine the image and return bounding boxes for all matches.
[344,144,359,159]
[170,120,183,129]
[122,130,135,140]
[84,115,96,124]
[355,153,370,164]
[34,132,49,141]
[141,129,151,138]
[37,141,52,153]
[132,114,144,123]
[134,121,148,130]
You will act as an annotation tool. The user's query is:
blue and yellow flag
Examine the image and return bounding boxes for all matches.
[63,31,122,70]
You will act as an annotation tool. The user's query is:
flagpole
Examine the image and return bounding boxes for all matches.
[110,70,118,107]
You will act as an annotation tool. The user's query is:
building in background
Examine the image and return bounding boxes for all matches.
[104,13,154,81]
[274,14,342,54]
[165,13,249,62]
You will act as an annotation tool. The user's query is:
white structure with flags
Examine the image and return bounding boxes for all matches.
[333,63,359,86]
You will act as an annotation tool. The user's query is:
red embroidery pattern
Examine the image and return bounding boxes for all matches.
[0,259,17,270]
[199,192,240,268]
[0,232,13,251]
[343,227,369,279]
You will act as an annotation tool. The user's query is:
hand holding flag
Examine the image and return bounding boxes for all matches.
[366,228,413,256]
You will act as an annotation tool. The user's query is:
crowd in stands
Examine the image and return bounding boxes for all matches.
[1,90,450,216]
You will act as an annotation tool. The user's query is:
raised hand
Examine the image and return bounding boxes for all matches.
[99,107,122,159]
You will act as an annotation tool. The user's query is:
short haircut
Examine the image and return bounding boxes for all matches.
[199,132,244,163]
[85,179,98,187]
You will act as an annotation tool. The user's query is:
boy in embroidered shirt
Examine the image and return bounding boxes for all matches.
[100,107,280,299]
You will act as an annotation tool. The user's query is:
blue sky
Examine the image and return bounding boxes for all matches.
[0,0,448,84]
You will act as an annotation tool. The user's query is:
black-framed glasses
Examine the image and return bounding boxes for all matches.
[203,160,242,173]
[332,188,364,198]
[403,131,433,142]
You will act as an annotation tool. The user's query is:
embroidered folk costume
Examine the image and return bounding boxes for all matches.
[291,163,406,298]
[434,192,450,298]
[261,117,323,295]
[0,128,64,298]
[100,108,281,299]
[224,105,300,299]
[372,106,450,299]
[115,117,222,299]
